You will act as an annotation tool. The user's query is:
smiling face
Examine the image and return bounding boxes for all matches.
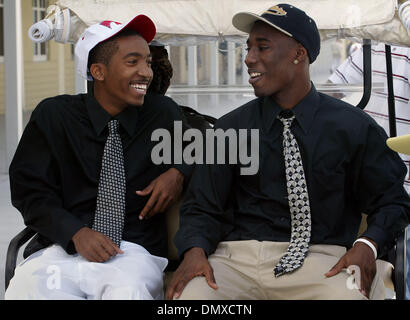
[91,34,153,115]
[245,22,300,98]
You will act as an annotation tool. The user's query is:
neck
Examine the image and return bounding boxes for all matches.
[93,83,127,117]
[273,80,312,110]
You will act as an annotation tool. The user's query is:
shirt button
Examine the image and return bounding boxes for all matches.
[280,217,286,222]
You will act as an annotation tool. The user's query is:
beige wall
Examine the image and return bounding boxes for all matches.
[0,0,76,114]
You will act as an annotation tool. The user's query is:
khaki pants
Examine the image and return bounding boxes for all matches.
[177,240,386,300]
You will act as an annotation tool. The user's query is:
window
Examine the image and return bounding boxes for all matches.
[0,0,4,62]
[32,0,48,61]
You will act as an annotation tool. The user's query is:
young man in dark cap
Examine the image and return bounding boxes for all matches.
[166,4,410,300]
[6,14,191,300]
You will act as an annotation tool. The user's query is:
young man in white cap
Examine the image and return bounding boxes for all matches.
[5,14,191,300]
[167,3,410,300]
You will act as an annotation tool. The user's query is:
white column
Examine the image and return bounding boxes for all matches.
[242,45,249,85]
[58,44,66,94]
[187,45,198,108]
[179,46,187,84]
[74,55,87,94]
[227,42,236,85]
[187,45,198,86]
[209,41,219,86]
[4,0,24,169]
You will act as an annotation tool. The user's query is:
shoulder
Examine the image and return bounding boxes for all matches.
[142,93,183,119]
[318,92,383,133]
[143,93,179,111]
[140,93,186,129]
[216,97,262,129]
[32,94,86,120]
[320,93,368,117]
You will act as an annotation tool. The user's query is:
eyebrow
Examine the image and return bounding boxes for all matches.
[122,52,152,59]
[246,37,271,45]
[255,37,270,42]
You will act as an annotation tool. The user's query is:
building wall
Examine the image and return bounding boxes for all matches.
[0,0,75,114]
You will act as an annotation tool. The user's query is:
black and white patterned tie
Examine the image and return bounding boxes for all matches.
[274,111,311,277]
[92,119,126,247]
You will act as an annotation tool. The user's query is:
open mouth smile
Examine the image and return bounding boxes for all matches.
[249,71,264,84]
[129,82,148,94]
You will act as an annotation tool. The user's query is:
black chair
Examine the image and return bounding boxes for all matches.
[5,226,35,290]
[391,228,408,300]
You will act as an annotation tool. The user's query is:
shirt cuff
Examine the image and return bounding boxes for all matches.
[57,217,89,254]
[360,225,388,257]
[176,237,215,261]
[172,163,193,180]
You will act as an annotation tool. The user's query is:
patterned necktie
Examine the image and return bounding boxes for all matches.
[274,111,311,277]
[92,119,126,247]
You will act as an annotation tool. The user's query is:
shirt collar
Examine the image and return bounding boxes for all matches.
[262,83,321,135]
[86,93,139,137]
[115,105,139,136]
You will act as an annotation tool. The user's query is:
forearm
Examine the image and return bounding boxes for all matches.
[11,189,86,251]
[361,204,409,256]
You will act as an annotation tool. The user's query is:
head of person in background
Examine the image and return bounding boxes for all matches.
[146,41,216,134]
[148,40,173,95]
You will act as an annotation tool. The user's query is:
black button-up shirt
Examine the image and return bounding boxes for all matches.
[10,92,191,258]
[175,86,410,258]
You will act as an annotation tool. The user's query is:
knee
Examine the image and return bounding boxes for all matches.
[5,272,41,300]
[101,274,165,300]
[175,276,220,300]
[312,277,367,300]
[102,284,161,300]
[320,286,367,300]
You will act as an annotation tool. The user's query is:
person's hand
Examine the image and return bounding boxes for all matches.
[325,238,377,298]
[165,247,218,300]
[136,168,184,220]
[72,227,123,262]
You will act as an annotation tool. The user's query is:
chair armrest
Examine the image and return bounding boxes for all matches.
[394,228,407,300]
[5,227,36,291]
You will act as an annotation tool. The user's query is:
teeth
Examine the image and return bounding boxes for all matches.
[130,84,147,90]
[250,72,261,78]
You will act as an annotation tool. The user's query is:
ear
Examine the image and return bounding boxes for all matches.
[89,63,106,81]
[295,44,309,64]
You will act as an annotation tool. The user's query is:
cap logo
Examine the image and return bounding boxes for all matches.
[264,5,287,16]
[100,20,121,29]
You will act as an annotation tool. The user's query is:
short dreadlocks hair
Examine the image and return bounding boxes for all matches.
[147,45,173,95]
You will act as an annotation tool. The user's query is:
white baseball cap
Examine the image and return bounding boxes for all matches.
[75,14,156,81]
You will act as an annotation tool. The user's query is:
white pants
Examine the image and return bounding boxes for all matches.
[5,241,168,300]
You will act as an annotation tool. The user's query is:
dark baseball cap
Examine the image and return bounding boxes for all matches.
[232,3,321,63]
